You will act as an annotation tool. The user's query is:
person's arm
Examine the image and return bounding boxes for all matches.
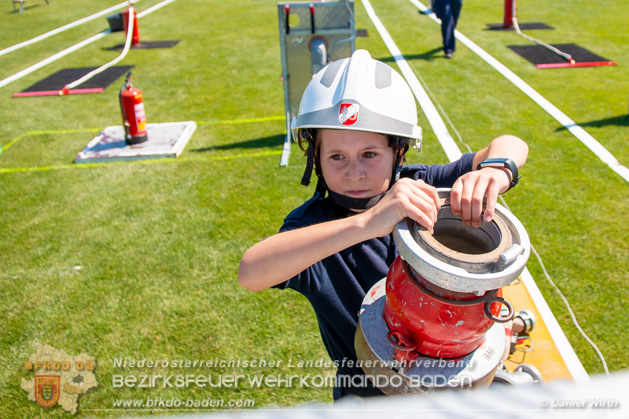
[450,134,528,227]
[239,215,372,292]
[238,178,441,292]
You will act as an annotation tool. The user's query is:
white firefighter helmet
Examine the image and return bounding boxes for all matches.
[291,49,422,148]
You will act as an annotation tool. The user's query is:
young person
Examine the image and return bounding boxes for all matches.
[238,50,528,399]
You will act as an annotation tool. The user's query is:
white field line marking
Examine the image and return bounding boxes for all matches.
[362,0,590,381]
[0,0,178,90]
[0,1,138,58]
[408,0,629,183]
[136,0,178,18]
[360,0,462,162]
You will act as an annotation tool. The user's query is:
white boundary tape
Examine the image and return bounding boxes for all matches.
[360,0,462,162]
[408,0,629,183]
[0,0,178,90]
[361,0,590,381]
[0,1,138,58]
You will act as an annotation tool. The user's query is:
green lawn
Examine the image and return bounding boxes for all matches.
[0,0,627,417]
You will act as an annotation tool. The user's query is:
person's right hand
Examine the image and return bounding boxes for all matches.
[361,178,441,238]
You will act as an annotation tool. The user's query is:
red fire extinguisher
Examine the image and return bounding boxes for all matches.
[119,72,148,145]
[121,7,140,45]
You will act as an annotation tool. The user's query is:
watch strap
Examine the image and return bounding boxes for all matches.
[476,158,520,191]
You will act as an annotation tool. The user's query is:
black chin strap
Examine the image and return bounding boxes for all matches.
[328,190,387,210]
[301,145,316,187]
[390,146,406,186]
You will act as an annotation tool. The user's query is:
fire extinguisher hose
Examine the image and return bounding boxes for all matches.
[58,6,136,95]
[119,71,132,139]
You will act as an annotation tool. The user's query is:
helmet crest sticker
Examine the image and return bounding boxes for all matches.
[339,103,359,125]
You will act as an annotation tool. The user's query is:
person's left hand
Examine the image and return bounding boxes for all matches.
[449,167,511,227]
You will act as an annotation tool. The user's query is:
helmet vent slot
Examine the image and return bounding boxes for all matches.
[375,61,392,89]
[319,59,344,88]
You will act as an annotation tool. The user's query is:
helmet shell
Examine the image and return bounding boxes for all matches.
[291,49,422,147]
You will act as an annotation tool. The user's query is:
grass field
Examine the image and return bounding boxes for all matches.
[0,0,627,417]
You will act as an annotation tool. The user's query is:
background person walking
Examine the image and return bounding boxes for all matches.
[432,0,462,58]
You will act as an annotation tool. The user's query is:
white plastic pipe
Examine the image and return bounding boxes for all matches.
[59,6,136,94]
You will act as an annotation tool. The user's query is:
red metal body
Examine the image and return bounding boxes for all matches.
[384,257,502,358]
[122,7,140,45]
[120,85,148,144]
[503,0,516,28]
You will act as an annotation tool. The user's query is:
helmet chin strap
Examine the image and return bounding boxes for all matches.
[328,189,387,211]
[300,145,316,187]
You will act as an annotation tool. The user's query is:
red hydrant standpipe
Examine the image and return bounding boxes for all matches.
[383,258,509,359]
[355,189,530,394]
[122,6,140,46]
[503,0,516,28]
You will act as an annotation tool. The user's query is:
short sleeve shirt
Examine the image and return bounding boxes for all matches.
[273,154,476,396]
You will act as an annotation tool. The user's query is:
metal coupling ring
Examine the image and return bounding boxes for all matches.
[393,188,531,293]
[483,295,514,323]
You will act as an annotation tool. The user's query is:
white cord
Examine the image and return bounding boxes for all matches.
[59,5,136,95]
[529,244,610,375]
[509,0,575,64]
[409,55,610,376]
[498,196,610,376]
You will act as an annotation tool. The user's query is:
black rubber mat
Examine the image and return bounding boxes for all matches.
[107,40,180,50]
[507,43,615,67]
[19,65,134,93]
[487,22,554,31]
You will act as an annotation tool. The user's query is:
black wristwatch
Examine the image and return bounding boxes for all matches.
[476,158,521,191]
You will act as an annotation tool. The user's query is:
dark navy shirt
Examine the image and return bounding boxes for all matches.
[274,154,476,398]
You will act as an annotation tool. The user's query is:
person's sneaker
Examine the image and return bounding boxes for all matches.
[445,52,453,59]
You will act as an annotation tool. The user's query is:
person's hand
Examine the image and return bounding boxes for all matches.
[450,167,511,227]
[362,178,441,237]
